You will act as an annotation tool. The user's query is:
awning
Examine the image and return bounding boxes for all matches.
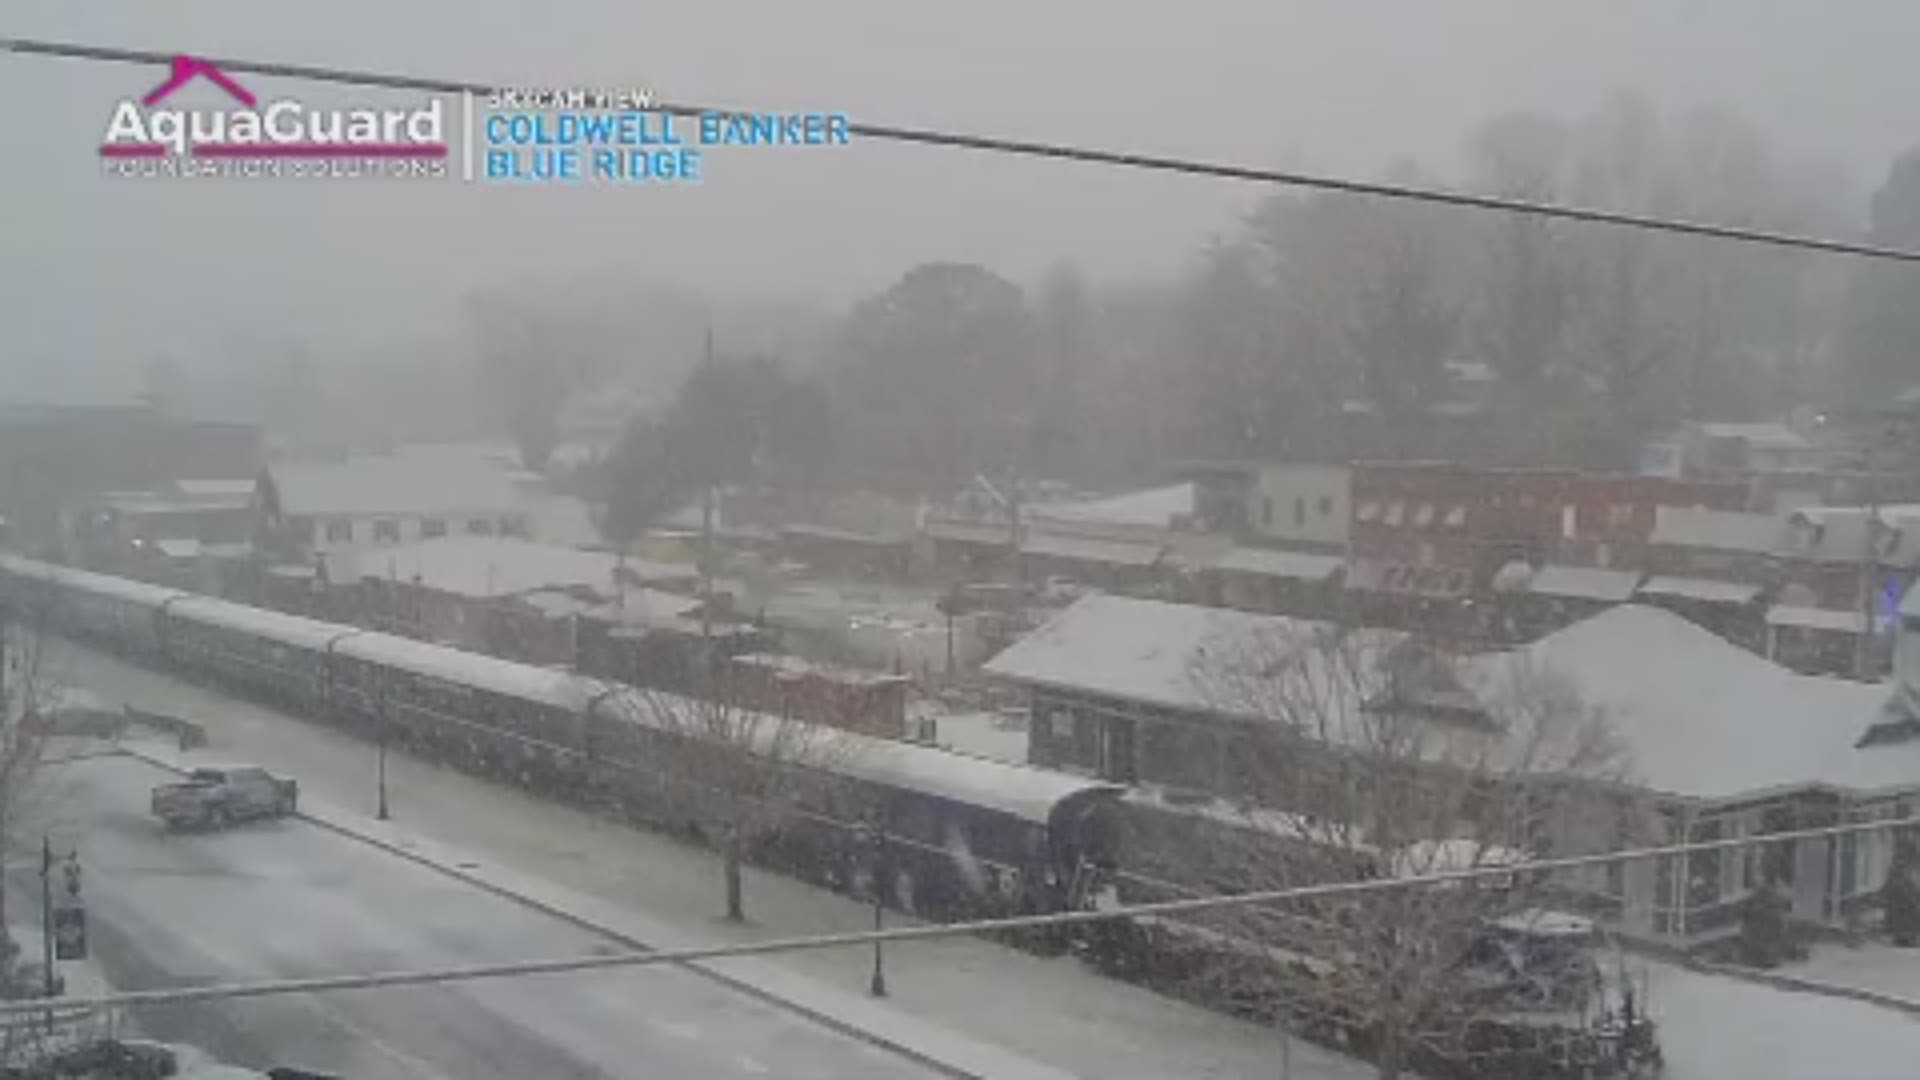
[1021,532,1164,568]
[1213,547,1344,582]
[152,538,201,559]
[1637,576,1763,605]
[1765,606,1868,634]
[1346,559,1471,598]
[1528,566,1643,603]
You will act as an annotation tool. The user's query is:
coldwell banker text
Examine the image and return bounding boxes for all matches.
[481,106,852,184]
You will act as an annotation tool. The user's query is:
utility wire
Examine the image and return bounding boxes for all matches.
[5,35,1920,266]
[3,813,1909,1015]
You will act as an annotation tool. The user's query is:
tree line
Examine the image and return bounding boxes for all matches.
[442,94,1920,506]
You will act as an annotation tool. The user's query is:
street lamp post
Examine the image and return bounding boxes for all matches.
[866,822,888,998]
[38,837,53,999]
[376,735,390,821]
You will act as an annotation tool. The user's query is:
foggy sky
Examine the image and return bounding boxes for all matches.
[5,0,1919,402]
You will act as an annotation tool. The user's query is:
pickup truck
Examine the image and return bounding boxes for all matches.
[151,766,298,830]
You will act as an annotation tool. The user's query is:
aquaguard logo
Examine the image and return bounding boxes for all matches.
[100,55,449,178]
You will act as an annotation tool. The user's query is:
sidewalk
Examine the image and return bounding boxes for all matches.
[51,642,1367,1080]
[1786,941,1920,1013]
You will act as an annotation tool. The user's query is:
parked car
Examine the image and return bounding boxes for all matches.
[151,766,298,831]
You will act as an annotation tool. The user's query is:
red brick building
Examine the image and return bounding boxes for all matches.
[1348,462,1749,594]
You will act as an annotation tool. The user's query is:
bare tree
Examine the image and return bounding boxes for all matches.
[1123,623,1637,1080]
[622,664,862,924]
[0,600,60,1001]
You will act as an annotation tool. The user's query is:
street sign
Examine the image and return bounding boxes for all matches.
[53,904,86,961]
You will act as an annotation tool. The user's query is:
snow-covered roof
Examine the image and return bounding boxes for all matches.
[596,685,1116,824]
[175,478,259,500]
[984,594,1333,715]
[1765,606,1869,634]
[1527,565,1643,602]
[266,456,528,518]
[358,536,696,599]
[1651,507,1781,554]
[1693,421,1813,450]
[1212,547,1345,582]
[732,652,911,686]
[1029,483,1195,530]
[1468,605,1910,803]
[332,629,598,709]
[0,555,184,608]
[923,519,1017,546]
[1637,576,1763,605]
[168,594,359,651]
[1782,508,1920,567]
[1020,531,1164,567]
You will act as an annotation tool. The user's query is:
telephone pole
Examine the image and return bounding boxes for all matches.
[1857,435,1881,680]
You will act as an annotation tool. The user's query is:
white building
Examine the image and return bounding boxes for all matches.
[260,455,536,576]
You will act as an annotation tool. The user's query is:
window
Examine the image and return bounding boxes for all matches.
[1292,497,1305,528]
[324,519,353,543]
[1317,495,1334,517]
[373,519,401,543]
[468,518,494,536]
[420,518,448,539]
[1261,497,1274,528]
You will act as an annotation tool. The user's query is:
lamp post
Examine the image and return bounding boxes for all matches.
[38,837,54,999]
[864,821,888,998]
[376,735,390,821]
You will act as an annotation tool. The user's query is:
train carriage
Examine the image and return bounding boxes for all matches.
[328,630,597,791]
[1,554,1126,946]
[0,555,181,654]
[586,684,1123,927]
[162,595,351,710]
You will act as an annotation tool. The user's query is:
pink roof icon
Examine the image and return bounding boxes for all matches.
[143,56,256,108]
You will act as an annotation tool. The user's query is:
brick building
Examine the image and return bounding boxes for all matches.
[1348,462,1748,593]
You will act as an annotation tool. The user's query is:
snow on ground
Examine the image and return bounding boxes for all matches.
[917,706,1031,766]
[1643,959,1920,1079]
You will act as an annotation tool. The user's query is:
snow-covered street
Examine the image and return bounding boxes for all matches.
[20,751,944,1080]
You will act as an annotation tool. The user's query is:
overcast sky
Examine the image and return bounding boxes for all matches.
[5,0,1919,401]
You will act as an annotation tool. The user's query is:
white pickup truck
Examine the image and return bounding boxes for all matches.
[151,766,298,831]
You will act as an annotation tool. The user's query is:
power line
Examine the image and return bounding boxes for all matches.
[4,813,1908,1015]
[6,35,1920,266]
